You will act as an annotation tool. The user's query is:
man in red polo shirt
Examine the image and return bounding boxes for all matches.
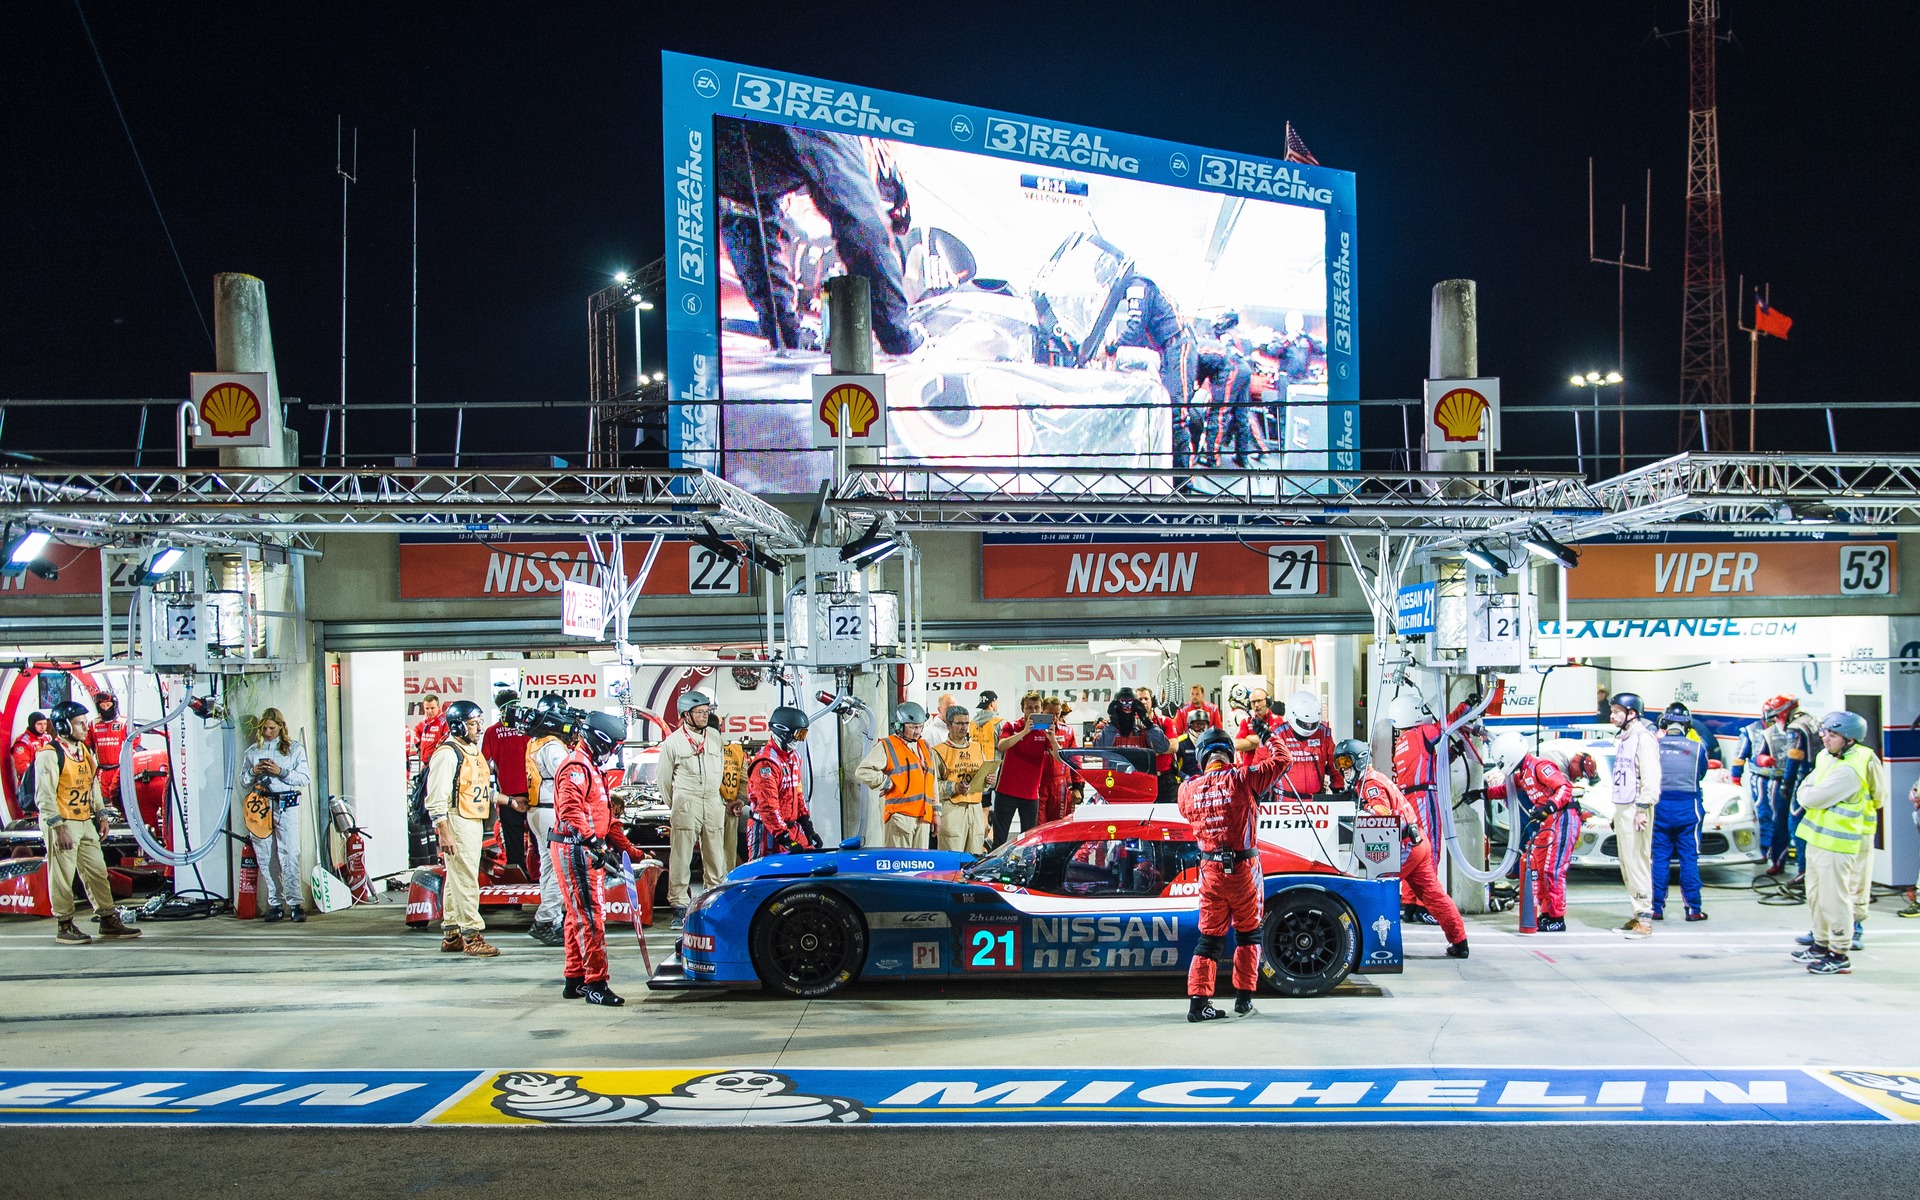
[992,691,1059,848]
[1175,683,1222,733]
[482,691,533,877]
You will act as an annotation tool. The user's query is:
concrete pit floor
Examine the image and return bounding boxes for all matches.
[4,865,1916,1198]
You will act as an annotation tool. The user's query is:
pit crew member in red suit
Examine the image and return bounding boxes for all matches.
[1175,683,1223,733]
[747,707,814,858]
[85,692,130,808]
[1487,735,1597,933]
[551,709,632,1007]
[1340,738,1469,958]
[8,710,51,821]
[412,694,448,775]
[1273,689,1341,798]
[1176,725,1293,1022]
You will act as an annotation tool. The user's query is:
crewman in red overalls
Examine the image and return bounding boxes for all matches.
[1177,725,1293,1022]
[1273,689,1341,798]
[552,709,632,1007]
[747,706,815,858]
[85,692,130,809]
[1339,738,1469,958]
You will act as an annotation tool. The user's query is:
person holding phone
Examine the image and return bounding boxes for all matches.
[992,691,1057,848]
[243,708,312,923]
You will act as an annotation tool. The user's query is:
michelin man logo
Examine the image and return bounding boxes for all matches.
[491,1070,868,1125]
[1371,914,1391,946]
[1832,1071,1920,1105]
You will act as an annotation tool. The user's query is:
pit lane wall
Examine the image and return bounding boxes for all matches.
[5,1066,1920,1127]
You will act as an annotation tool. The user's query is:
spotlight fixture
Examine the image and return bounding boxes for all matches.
[1521,527,1579,570]
[1461,540,1511,576]
[133,546,186,587]
[839,520,899,568]
[739,542,785,576]
[1,527,51,577]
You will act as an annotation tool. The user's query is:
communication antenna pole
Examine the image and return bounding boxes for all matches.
[411,128,419,462]
[336,117,358,466]
[1588,159,1651,475]
[1676,0,1733,450]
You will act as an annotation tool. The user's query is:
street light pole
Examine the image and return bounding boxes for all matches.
[1569,371,1622,481]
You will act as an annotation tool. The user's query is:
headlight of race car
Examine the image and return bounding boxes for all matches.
[1717,797,1743,818]
[688,885,729,916]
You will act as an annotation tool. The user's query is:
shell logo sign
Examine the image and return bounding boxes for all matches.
[810,373,888,448]
[190,372,274,448]
[1423,377,1500,453]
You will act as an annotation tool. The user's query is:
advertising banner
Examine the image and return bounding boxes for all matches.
[980,532,1326,600]
[560,578,605,639]
[1566,535,1897,600]
[398,536,746,600]
[661,51,1359,494]
[189,372,273,449]
[1422,378,1500,453]
[918,646,1164,715]
[4,1065,1915,1127]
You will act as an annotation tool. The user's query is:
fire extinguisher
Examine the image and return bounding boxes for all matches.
[331,796,376,904]
[236,840,259,920]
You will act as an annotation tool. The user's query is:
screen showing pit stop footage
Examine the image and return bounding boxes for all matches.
[712,120,1334,493]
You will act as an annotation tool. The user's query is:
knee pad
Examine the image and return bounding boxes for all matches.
[1193,933,1226,959]
[1234,925,1262,951]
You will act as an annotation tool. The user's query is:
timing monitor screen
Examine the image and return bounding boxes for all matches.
[710,116,1332,494]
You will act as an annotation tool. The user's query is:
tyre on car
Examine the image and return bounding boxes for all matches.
[1258,888,1357,997]
[748,887,867,998]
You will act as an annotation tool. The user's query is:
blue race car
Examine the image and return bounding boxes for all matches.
[648,801,1404,998]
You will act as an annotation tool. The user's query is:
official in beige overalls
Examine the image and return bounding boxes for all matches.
[659,690,729,926]
[427,700,498,957]
[36,701,141,944]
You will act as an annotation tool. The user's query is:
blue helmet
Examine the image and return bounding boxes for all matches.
[1819,711,1869,744]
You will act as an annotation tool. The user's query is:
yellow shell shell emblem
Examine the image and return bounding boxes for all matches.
[200,382,263,437]
[1432,387,1489,443]
[819,383,880,437]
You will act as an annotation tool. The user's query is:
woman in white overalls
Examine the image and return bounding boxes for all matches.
[243,708,312,922]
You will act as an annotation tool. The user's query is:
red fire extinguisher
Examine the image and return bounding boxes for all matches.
[343,826,375,903]
[236,840,259,920]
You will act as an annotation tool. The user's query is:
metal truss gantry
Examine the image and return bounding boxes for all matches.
[832,465,1605,534]
[0,467,805,549]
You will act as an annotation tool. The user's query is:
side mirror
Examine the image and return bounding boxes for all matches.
[839,837,863,851]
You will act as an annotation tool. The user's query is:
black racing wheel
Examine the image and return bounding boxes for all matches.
[1259,889,1357,997]
[749,888,867,998]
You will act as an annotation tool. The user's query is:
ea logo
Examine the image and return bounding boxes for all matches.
[1168,153,1190,177]
[950,114,975,141]
[681,294,701,315]
[692,69,720,98]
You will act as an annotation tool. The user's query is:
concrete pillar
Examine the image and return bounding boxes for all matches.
[213,273,296,470]
[825,276,877,471]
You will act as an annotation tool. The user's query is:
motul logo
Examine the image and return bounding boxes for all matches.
[0,891,39,908]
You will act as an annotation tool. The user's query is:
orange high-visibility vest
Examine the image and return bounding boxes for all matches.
[879,735,936,824]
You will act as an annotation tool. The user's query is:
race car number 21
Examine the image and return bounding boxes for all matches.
[962,921,1023,971]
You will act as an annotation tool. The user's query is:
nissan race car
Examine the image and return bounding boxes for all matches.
[649,795,1405,999]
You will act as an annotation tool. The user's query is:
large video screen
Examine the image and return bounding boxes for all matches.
[663,54,1358,494]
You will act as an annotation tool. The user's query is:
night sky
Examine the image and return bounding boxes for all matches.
[8,1,1914,474]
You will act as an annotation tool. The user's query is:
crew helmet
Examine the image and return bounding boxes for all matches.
[49,700,89,738]
[1332,738,1372,776]
[1819,711,1869,744]
[579,710,628,761]
[893,701,928,733]
[1186,708,1212,733]
[769,706,809,748]
[1488,730,1529,769]
[443,700,484,739]
[1287,689,1322,735]
[1386,692,1426,729]
[676,689,714,717]
[1661,702,1693,730]
[1608,692,1644,720]
[1762,694,1797,723]
[1195,727,1236,768]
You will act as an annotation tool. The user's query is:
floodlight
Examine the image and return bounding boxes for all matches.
[839,520,899,568]
[1462,540,1511,576]
[1521,528,1579,570]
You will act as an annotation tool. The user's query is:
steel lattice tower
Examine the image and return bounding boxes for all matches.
[1679,0,1733,450]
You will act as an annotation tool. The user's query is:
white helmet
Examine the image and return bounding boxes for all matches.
[1386,692,1425,729]
[1488,730,1529,769]
[1287,689,1322,735]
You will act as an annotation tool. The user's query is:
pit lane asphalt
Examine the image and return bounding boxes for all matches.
[1,1123,1916,1200]
[2,868,1911,1070]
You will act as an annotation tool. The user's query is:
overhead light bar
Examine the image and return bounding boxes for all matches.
[1462,540,1511,576]
[133,547,186,587]
[839,520,898,568]
[1521,527,1579,570]
[1,527,51,577]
